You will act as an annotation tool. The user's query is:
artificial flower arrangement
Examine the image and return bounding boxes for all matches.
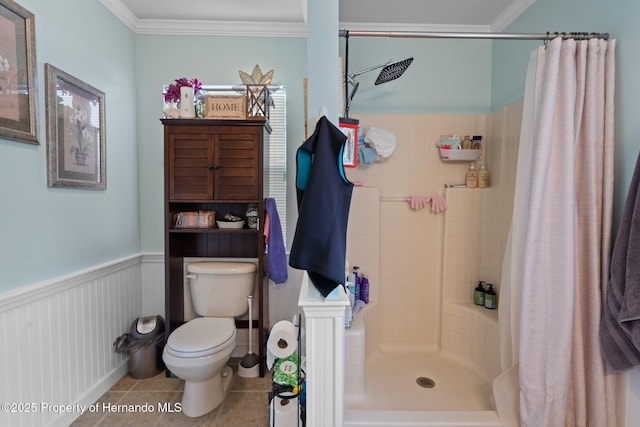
[163,77,203,118]
[163,77,202,104]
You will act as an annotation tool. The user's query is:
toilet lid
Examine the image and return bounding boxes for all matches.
[167,317,235,358]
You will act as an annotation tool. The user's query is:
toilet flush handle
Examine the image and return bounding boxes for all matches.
[185,274,198,280]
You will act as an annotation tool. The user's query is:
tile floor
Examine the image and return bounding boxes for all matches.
[71,359,272,426]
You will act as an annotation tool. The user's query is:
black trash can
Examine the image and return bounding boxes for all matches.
[114,315,166,379]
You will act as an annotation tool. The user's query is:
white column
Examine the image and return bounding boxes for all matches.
[298,272,349,427]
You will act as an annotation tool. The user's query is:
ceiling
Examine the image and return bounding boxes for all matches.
[101,0,536,36]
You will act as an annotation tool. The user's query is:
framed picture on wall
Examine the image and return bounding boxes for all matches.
[339,119,358,168]
[45,63,106,190]
[0,0,38,144]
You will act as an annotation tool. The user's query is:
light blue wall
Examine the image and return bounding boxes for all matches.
[0,2,497,292]
[0,0,139,292]
[307,0,340,122]
[2,0,580,294]
[345,37,493,114]
[135,35,307,252]
[491,0,639,229]
[135,34,491,253]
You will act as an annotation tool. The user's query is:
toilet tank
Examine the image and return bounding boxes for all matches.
[186,261,256,317]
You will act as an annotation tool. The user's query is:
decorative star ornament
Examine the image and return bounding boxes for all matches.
[239,64,274,85]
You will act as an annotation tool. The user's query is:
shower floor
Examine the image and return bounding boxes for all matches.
[345,349,494,411]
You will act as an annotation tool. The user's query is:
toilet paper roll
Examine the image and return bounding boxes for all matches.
[267,320,298,359]
[269,396,299,427]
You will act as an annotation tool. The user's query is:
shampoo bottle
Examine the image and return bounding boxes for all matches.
[473,281,485,306]
[347,268,356,291]
[478,163,489,188]
[472,135,483,150]
[484,284,497,310]
[461,135,472,150]
[361,274,370,303]
[465,163,478,188]
[354,267,361,301]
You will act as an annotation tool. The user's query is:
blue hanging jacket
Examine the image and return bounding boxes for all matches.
[289,116,354,297]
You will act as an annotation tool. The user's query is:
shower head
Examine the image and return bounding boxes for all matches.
[341,28,413,119]
[374,57,414,85]
[343,57,413,116]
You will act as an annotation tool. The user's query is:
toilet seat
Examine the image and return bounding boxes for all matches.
[166,317,236,358]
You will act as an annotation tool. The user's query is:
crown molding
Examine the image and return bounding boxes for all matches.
[100,0,138,32]
[339,21,493,35]
[134,19,307,37]
[100,0,307,36]
[491,0,536,32]
[101,0,531,38]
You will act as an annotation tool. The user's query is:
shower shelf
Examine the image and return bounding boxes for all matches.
[453,301,498,321]
[438,147,482,162]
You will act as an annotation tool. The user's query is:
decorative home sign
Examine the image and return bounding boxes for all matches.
[0,0,38,144]
[45,64,106,190]
[204,95,247,119]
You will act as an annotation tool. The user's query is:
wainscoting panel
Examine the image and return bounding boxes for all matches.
[0,255,143,427]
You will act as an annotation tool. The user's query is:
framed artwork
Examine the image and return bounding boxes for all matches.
[339,119,358,168]
[45,63,106,190]
[0,0,38,144]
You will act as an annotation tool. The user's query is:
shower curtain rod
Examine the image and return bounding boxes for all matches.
[338,29,609,41]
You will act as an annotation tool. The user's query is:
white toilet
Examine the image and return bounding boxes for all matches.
[162,261,256,418]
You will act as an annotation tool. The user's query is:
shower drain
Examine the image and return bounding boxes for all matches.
[416,377,435,388]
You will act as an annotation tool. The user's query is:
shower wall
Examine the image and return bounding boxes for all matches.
[346,103,521,357]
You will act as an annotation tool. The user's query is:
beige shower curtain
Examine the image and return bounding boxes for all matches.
[494,37,617,427]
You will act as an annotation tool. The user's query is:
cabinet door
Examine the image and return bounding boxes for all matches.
[214,132,260,200]
[169,133,214,200]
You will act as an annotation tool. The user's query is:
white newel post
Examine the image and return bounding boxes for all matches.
[298,272,349,427]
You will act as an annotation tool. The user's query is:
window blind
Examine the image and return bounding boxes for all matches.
[263,87,287,244]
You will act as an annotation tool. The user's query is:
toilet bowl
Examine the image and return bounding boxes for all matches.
[163,317,236,417]
[162,261,256,418]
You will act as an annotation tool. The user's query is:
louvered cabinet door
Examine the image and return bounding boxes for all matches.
[168,133,214,200]
[213,131,260,200]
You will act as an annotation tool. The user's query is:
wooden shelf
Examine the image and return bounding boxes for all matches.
[169,228,260,234]
[163,118,270,377]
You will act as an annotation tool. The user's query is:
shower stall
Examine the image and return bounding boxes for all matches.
[340,102,521,426]
[298,29,612,427]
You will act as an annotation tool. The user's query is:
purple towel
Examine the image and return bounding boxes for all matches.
[600,151,640,370]
[264,198,288,284]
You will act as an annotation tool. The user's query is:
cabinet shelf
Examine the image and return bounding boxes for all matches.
[169,199,260,204]
[169,228,260,234]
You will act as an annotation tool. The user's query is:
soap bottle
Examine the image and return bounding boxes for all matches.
[478,163,489,188]
[347,268,356,290]
[473,281,485,306]
[472,135,483,150]
[345,271,356,310]
[352,266,361,302]
[465,163,478,188]
[461,135,472,150]
[344,286,353,327]
[484,284,497,310]
[361,274,370,303]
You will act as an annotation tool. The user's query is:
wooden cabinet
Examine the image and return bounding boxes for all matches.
[162,118,270,377]
[168,130,261,201]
